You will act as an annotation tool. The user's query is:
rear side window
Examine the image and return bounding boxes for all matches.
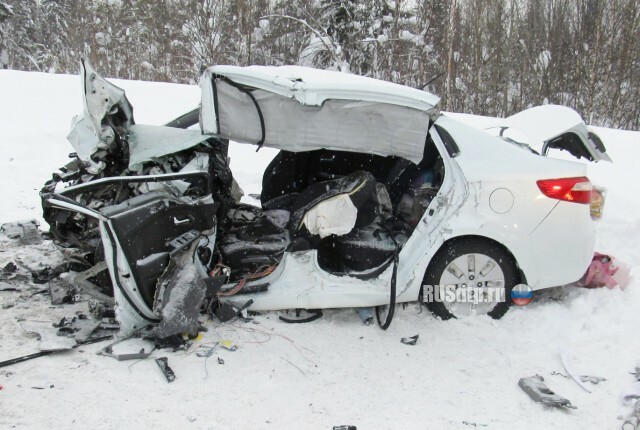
[434,124,460,157]
[588,132,607,153]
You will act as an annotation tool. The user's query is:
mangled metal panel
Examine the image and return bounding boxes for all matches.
[518,375,576,409]
[68,60,135,174]
[127,124,212,172]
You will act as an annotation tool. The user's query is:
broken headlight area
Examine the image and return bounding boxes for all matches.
[40,63,236,303]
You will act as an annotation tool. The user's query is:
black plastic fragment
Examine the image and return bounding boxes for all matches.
[214,299,254,322]
[401,334,419,345]
[155,357,176,383]
[3,262,17,274]
[201,276,225,299]
[0,334,113,369]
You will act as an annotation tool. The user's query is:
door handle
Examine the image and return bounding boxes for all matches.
[173,216,191,226]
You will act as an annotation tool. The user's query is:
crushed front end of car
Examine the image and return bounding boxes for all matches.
[41,61,238,339]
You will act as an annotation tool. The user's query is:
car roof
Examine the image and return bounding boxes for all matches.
[205,65,440,113]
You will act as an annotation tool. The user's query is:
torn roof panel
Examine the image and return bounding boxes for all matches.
[201,66,437,163]
[204,65,441,112]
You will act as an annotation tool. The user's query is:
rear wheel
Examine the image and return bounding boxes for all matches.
[422,238,519,320]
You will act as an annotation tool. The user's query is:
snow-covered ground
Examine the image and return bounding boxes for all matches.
[0,70,638,430]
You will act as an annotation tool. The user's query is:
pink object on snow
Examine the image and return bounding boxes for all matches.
[577,252,631,289]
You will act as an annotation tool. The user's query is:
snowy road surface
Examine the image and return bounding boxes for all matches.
[0,70,638,429]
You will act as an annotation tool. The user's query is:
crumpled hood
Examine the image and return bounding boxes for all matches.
[67,60,134,174]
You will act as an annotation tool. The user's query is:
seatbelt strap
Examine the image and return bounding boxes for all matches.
[376,230,399,330]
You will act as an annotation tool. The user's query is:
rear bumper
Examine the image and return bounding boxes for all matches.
[513,201,595,290]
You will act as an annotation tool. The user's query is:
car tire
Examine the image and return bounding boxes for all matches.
[422,238,519,320]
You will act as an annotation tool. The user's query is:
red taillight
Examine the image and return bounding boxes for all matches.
[536,177,592,204]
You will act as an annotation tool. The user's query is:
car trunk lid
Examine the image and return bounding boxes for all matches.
[485,105,611,162]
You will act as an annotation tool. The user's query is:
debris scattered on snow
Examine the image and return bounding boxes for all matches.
[632,364,640,381]
[622,400,640,430]
[20,321,77,352]
[53,315,101,342]
[97,331,155,361]
[518,375,576,409]
[401,334,419,345]
[0,334,113,369]
[3,262,17,274]
[552,372,607,385]
[0,219,42,245]
[561,350,594,393]
[195,344,217,358]
[67,262,115,305]
[48,281,75,305]
[357,307,373,325]
[0,261,30,284]
[580,375,606,384]
[462,421,488,428]
[0,282,19,292]
[218,340,238,352]
[623,382,640,403]
[155,357,176,383]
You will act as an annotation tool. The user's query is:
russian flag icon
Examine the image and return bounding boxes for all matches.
[511,284,533,306]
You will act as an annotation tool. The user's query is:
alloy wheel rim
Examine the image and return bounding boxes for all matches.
[436,253,506,317]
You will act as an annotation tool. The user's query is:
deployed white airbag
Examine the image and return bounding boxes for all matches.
[302,194,357,238]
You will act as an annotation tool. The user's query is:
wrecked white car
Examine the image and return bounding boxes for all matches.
[41,61,610,339]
